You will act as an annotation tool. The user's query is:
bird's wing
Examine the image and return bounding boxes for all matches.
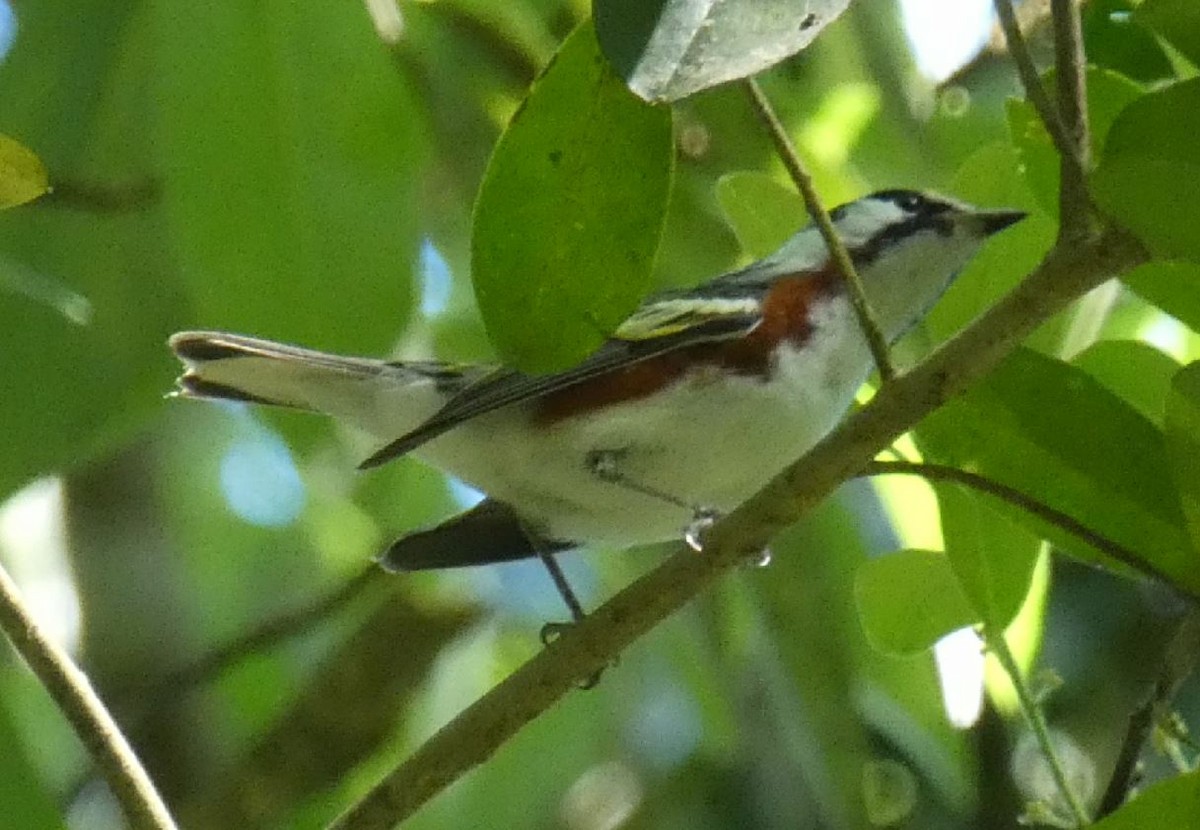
[357,292,765,468]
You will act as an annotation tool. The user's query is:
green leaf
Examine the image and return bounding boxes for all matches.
[917,347,1197,593]
[594,0,851,102]
[1007,67,1143,217]
[1091,769,1200,829]
[1136,0,1200,68]
[0,134,49,208]
[1165,362,1200,555]
[1092,158,1200,263]
[0,1,189,498]
[714,171,804,259]
[854,549,977,655]
[926,141,1056,343]
[1123,261,1200,334]
[471,21,674,372]
[0,699,65,830]
[1083,0,1175,83]
[153,0,427,354]
[1092,78,1200,263]
[1073,340,1181,426]
[937,485,1040,629]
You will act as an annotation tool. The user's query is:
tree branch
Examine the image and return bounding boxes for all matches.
[992,0,1080,169]
[0,563,177,830]
[1098,609,1200,816]
[329,225,1147,830]
[1051,0,1094,243]
[741,78,896,383]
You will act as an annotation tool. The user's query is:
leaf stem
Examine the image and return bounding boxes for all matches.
[985,626,1092,826]
[741,77,896,383]
[0,563,177,830]
[861,460,1184,592]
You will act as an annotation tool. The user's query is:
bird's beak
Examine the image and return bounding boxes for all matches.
[973,209,1027,236]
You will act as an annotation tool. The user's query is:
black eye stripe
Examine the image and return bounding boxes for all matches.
[851,213,955,267]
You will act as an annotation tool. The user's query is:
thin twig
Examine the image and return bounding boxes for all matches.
[986,626,1092,826]
[862,460,1180,589]
[1098,610,1200,816]
[0,564,177,830]
[992,0,1080,169]
[1051,0,1094,243]
[328,226,1147,830]
[741,77,896,383]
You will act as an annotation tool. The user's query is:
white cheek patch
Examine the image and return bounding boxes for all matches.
[836,199,908,247]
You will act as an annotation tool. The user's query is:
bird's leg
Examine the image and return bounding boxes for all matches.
[585,449,722,551]
[527,532,606,688]
[536,550,586,628]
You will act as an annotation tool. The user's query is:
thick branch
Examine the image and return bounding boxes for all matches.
[0,564,177,830]
[330,225,1147,830]
[742,78,896,382]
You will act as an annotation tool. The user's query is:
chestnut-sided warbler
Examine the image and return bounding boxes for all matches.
[171,190,1023,575]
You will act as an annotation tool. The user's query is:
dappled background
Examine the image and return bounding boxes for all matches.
[2,1,1199,828]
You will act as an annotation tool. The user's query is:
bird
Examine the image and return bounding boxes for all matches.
[170,189,1024,597]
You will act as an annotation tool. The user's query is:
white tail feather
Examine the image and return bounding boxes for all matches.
[169,331,449,440]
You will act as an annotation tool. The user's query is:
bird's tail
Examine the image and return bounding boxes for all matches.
[168,331,455,440]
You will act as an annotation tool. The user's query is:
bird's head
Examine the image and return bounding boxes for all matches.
[746,189,1026,341]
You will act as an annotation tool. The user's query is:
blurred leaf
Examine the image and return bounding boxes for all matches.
[938,485,1041,630]
[179,587,479,828]
[925,140,1056,345]
[472,21,674,372]
[749,481,976,825]
[925,141,1055,344]
[862,759,919,827]
[917,347,1197,593]
[1123,261,1200,334]
[593,0,850,102]
[0,2,188,500]
[0,134,49,208]
[1090,769,1200,829]
[444,0,560,70]
[0,700,65,830]
[752,491,877,829]
[1083,0,1175,83]
[1136,0,1200,67]
[152,0,427,353]
[714,171,803,259]
[1007,67,1143,217]
[1073,339,1181,426]
[854,549,976,654]
[1165,362,1200,556]
[1092,78,1200,263]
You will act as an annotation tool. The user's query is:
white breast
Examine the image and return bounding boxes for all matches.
[418,295,871,547]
